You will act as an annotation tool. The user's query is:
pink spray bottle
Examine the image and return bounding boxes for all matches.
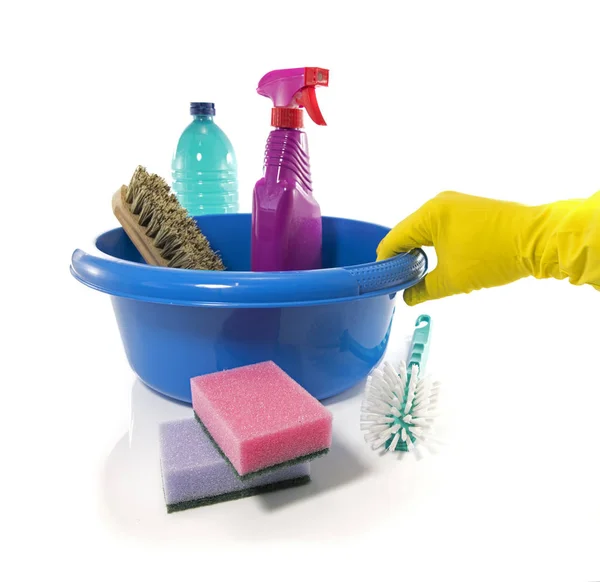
[251,67,329,272]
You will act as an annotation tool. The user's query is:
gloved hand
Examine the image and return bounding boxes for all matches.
[377,190,600,306]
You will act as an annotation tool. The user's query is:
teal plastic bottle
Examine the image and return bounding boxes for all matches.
[171,102,239,216]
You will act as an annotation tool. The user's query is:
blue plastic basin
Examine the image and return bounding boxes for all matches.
[70,214,427,403]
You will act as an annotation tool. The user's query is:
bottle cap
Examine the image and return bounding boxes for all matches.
[271,107,304,129]
[190,102,216,116]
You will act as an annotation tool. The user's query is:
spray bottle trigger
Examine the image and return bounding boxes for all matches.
[296,86,327,126]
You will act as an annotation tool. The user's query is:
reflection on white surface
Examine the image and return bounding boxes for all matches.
[100,381,189,534]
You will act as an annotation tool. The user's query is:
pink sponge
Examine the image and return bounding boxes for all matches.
[191,361,332,478]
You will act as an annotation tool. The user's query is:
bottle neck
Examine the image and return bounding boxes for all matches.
[193,115,214,122]
[272,126,303,133]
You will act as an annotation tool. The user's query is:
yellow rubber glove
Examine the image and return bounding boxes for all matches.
[377,190,600,306]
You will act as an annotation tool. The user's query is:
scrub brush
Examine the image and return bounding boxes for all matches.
[360,314,441,454]
[112,165,225,270]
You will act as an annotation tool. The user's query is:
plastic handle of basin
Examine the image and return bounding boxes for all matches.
[70,247,427,307]
[343,249,428,295]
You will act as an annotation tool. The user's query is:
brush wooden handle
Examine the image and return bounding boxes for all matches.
[111,186,170,267]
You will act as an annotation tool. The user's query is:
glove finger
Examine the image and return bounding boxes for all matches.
[376,206,434,260]
[403,269,448,305]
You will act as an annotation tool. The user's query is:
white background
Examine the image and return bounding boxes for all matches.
[2,1,599,581]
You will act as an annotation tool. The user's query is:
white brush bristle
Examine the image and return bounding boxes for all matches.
[360,360,441,455]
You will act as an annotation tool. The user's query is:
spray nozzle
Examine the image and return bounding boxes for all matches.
[257,67,329,128]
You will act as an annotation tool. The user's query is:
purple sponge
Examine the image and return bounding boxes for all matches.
[159,417,311,513]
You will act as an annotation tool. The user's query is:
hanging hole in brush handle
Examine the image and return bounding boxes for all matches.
[408,314,432,373]
[343,248,428,295]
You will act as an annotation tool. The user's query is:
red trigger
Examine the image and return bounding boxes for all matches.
[297,86,327,126]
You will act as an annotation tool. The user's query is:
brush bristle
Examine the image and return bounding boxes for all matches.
[124,165,225,270]
[360,360,441,454]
